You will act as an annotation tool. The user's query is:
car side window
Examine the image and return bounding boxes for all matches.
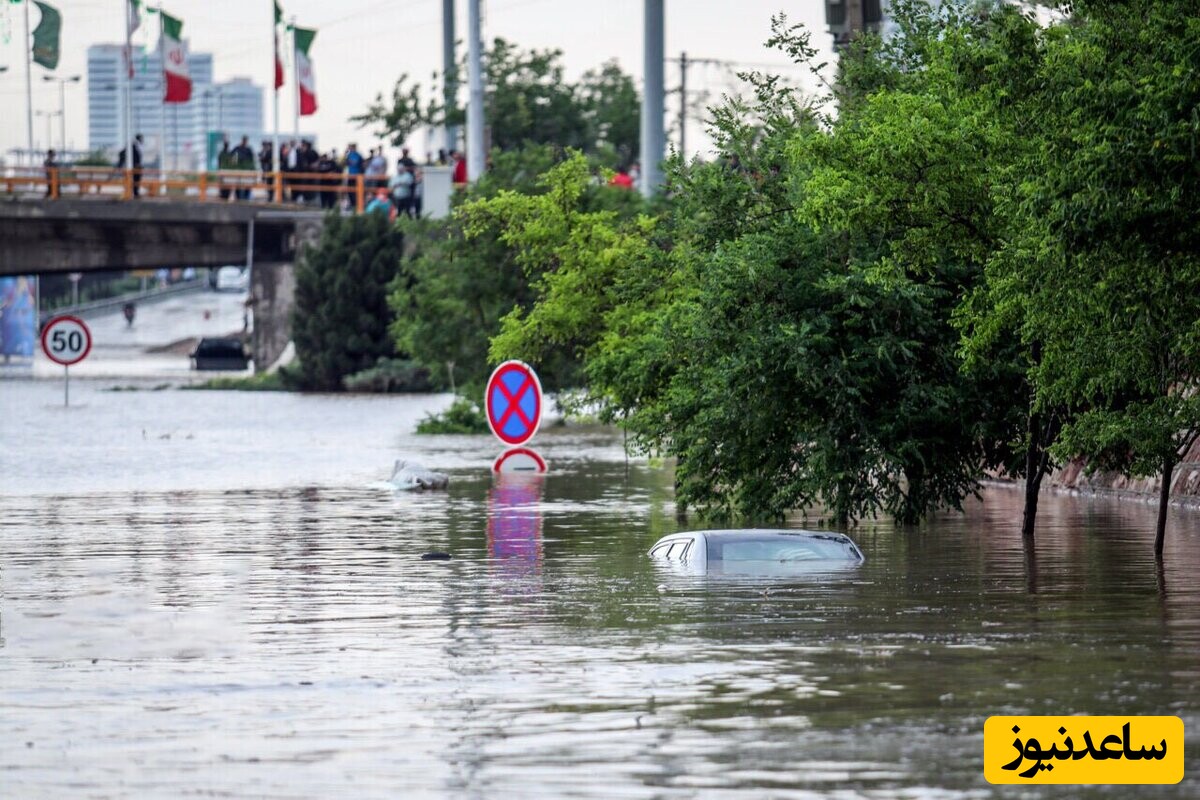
[650,544,671,557]
[666,540,691,559]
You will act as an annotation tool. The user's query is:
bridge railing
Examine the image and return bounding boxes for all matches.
[1,166,370,212]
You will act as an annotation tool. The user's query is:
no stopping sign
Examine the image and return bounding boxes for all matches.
[41,315,93,366]
[485,360,543,446]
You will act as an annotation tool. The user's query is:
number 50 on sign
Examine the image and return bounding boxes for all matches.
[41,315,92,406]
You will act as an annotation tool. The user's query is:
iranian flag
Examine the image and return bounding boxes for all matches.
[274,2,284,90]
[124,0,142,78]
[160,11,191,103]
[294,26,317,115]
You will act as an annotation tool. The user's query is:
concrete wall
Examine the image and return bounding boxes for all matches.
[1048,437,1200,508]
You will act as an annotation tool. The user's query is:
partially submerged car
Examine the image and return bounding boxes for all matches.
[648,529,864,575]
[190,337,249,371]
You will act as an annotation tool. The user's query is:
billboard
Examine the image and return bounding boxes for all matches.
[0,276,38,360]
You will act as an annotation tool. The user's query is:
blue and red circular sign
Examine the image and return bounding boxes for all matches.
[485,360,543,446]
[493,446,548,474]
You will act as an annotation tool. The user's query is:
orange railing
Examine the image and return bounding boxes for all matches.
[1,166,371,212]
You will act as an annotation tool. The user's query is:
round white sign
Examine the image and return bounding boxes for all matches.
[41,315,93,366]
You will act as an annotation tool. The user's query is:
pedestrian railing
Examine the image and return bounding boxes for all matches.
[1,166,373,212]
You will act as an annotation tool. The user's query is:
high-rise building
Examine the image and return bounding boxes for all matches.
[825,0,895,52]
[87,43,268,170]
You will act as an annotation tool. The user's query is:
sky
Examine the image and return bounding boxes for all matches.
[0,0,836,162]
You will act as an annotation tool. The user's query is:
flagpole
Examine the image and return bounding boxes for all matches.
[272,2,280,195]
[125,0,135,190]
[291,17,299,139]
[157,6,168,180]
[25,0,35,163]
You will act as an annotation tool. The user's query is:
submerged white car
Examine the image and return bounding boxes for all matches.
[649,529,864,575]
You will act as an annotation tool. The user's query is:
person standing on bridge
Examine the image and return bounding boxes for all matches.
[258,140,274,175]
[118,134,144,197]
[43,149,58,198]
[231,137,255,201]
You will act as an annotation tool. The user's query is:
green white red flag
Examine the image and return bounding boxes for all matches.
[294,26,317,115]
[124,0,142,77]
[160,10,190,103]
[274,2,284,90]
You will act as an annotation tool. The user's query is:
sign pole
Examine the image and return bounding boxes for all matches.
[41,315,93,405]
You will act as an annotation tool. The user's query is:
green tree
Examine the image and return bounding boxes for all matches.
[995,0,1200,556]
[292,212,403,391]
[388,144,645,396]
[353,39,639,159]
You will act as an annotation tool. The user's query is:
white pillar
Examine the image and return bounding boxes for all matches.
[640,0,665,198]
[466,0,485,182]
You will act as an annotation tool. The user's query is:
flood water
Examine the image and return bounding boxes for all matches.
[2,378,1197,798]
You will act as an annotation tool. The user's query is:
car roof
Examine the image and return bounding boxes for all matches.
[698,529,850,540]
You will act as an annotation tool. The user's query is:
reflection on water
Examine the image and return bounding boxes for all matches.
[1,380,1199,798]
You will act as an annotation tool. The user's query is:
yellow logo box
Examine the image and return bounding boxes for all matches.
[984,716,1183,784]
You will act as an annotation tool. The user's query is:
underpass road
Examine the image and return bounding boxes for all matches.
[31,287,250,380]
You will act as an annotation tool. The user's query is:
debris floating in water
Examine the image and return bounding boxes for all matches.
[421,552,452,561]
[390,460,450,491]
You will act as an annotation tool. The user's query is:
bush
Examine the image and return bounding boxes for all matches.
[342,357,436,393]
[415,395,489,434]
[182,370,292,391]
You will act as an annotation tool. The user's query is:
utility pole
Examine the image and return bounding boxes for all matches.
[667,52,720,160]
[640,0,665,198]
[443,0,458,153]
[678,50,686,159]
[467,0,484,181]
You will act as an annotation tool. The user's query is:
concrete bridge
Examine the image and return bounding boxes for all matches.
[0,198,325,370]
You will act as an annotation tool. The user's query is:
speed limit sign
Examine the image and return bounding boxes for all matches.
[41,315,92,407]
[41,315,92,366]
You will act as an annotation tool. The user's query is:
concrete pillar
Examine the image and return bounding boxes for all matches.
[467,0,485,181]
[250,261,295,372]
[640,0,665,198]
[443,0,459,152]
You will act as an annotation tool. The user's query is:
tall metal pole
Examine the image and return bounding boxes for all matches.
[640,0,665,198]
[291,18,299,138]
[272,2,280,184]
[58,80,67,153]
[466,0,484,181]
[158,7,168,180]
[24,0,34,163]
[125,0,135,186]
[442,0,457,153]
[678,50,687,160]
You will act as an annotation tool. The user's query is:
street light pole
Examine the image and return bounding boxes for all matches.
[44,75,82,155]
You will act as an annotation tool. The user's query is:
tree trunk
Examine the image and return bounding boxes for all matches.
[1155,453,1173,559]
[1020,411,1043,541]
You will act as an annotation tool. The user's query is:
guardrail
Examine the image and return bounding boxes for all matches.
[1,166,377,212]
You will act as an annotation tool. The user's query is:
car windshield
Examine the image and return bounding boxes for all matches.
[706,534,857,562]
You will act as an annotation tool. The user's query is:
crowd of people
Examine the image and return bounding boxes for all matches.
[210,137,474,216]
[49,133,638,211]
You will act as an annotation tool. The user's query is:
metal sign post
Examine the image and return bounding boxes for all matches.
[41,315,93,407]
